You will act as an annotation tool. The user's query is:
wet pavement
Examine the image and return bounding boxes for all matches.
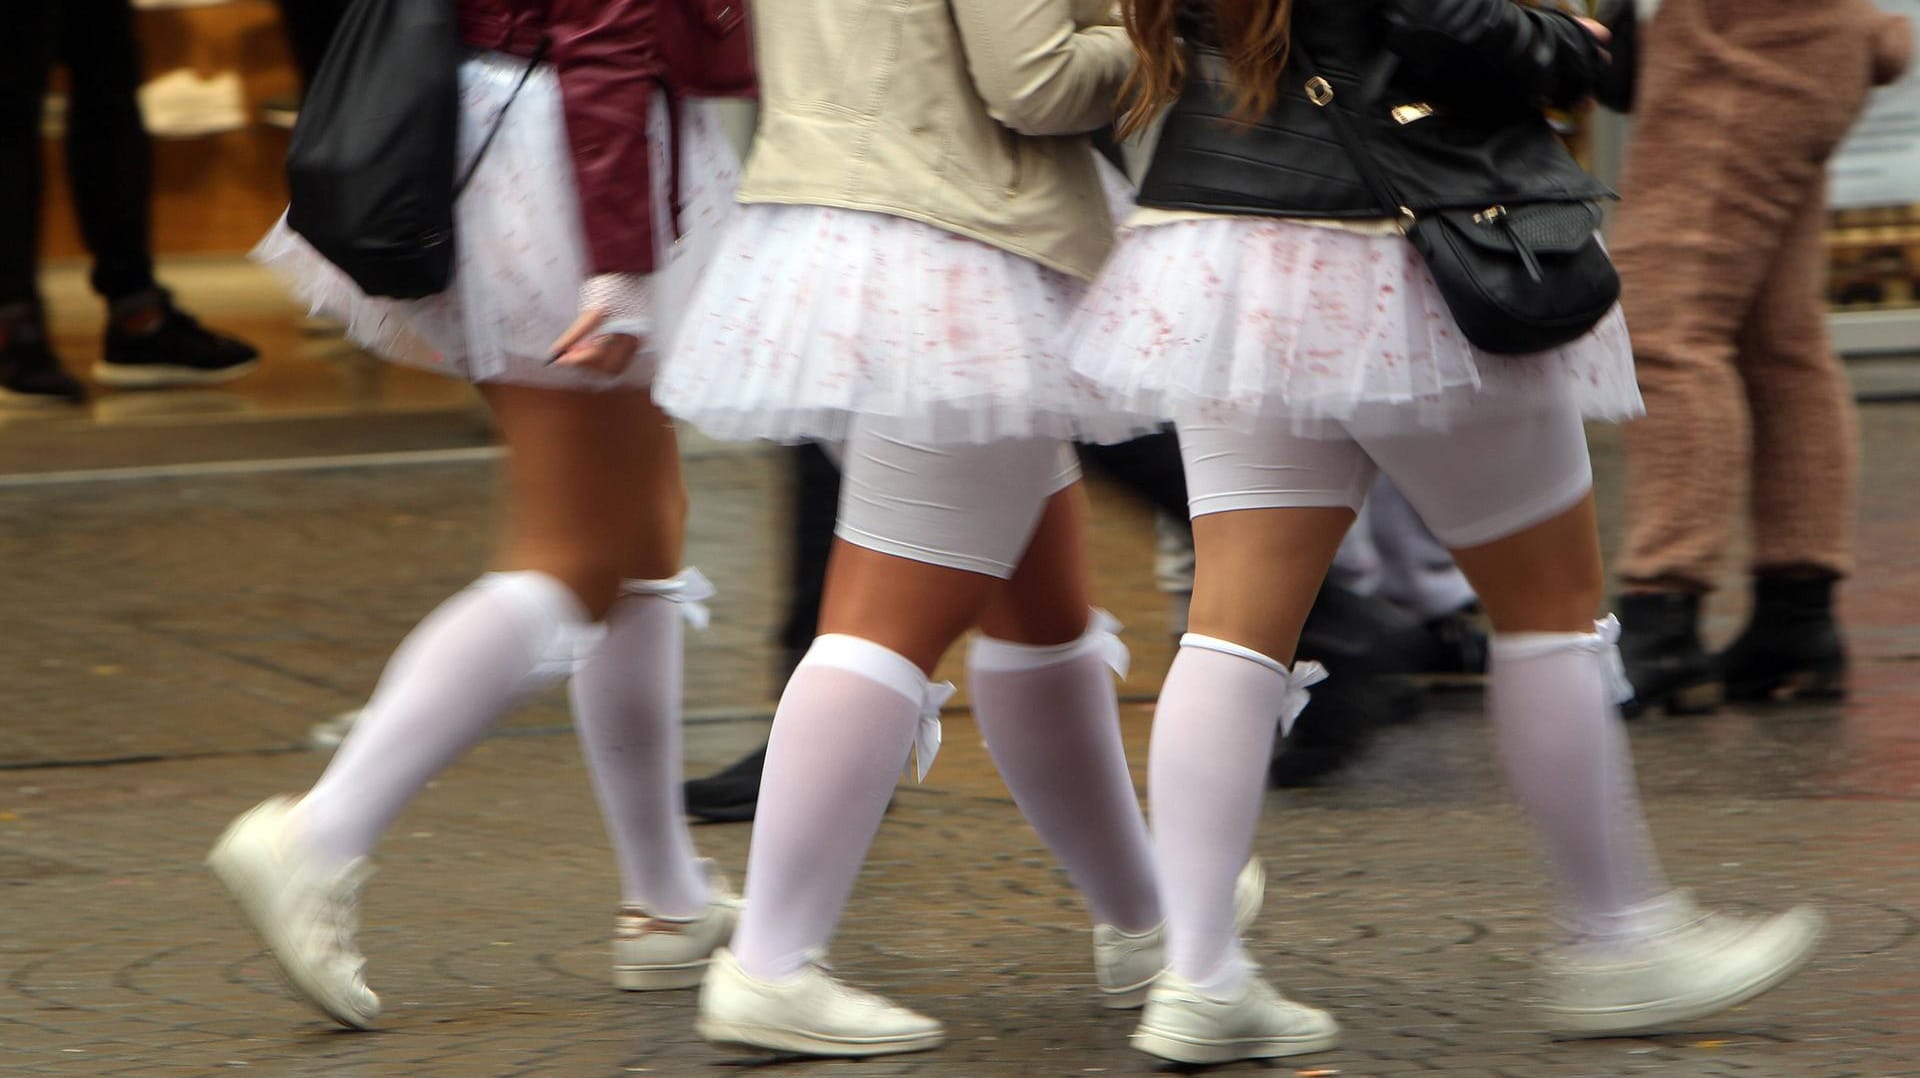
[1,294,1916,1074]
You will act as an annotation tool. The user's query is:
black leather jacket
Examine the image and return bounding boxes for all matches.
[1137,0,1612,220]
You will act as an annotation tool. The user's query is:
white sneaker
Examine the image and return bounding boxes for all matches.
[1542,896,1826,1036]
[1132,971,1340,1064]
[1095,857,1267,1009]
[613,863,741,990]
[137,70,247,138]
[697,948,944,1057]
[207,797,380,1030]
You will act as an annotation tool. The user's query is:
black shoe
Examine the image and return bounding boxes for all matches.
[1400,604,1490,686]
[1617,591,1719,718]
[684,744,766,822]
[1269,582,1429,787]
[94,295,260,389]
[1269,673,1422,788]
[0,335,87,406]
[1299,582,1426,678]
[1718,575,1848,703]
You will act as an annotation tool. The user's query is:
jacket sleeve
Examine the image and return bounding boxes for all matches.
[1380,0,1608,110]
[543,0,665,276]
[949,0,1136,136]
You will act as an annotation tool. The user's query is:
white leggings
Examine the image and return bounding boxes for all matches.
[1179,404,1595,548]
[832,419,1081,578]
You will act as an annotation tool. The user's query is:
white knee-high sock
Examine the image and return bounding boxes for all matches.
[1149,635,1324,993]
[569,571,714,918]
[297,572,591,865]
[730,634,949,980]
[1489,616,1673,939]
[968,611,1161,932]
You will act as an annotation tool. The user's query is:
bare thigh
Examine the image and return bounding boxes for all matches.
[819,435,1087,673]
[480,383,688,618]
[1188,507,1357,663]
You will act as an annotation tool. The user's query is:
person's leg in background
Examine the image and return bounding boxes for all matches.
[1709,2,1900,703]
[60,0,259,390]
[1716,175,1859,701]
[1077,428,1189,520]
[1611,0,1879,716]
[0,5,87,405]
[684,442,842,821]
[1609,0,1787,716]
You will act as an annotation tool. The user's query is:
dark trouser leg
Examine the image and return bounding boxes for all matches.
[59,0,156,305]
[780,442,842,659]
[1075,428,1188,521]
[0,5,56,311]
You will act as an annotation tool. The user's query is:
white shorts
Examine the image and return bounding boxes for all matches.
[1179,404,1595,549]
[833,419,1082,578]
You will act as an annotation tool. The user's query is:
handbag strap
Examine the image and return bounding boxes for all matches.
[1289,42,1414,227]
[455,37,551,197]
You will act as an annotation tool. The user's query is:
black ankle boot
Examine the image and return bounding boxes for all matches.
[1616,591,1719,718]
[1718,575,1848,703]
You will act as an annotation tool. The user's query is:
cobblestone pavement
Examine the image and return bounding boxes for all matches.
[1,405,1915,1076]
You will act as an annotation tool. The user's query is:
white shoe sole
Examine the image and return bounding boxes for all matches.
[1546,911,1826,1037]
[1101,976,1154,1011]
[206,810,379,1031]
[614,959,712,991]
[697,1017,944,1058]
[93,359,259,388]
[1131,1023,1340,1064]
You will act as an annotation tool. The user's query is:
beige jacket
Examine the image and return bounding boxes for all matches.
[738,0,1133,280]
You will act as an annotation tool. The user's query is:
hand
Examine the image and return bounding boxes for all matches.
[1872,14,1913,87]
[547,308,641,376]
[1576,17,1612,65]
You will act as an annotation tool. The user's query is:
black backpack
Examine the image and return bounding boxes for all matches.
[286,0,542,300]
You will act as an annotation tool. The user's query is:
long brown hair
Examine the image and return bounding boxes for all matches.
[1119,0,1298,138]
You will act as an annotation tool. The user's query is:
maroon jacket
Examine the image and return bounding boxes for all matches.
[458,0,754,275]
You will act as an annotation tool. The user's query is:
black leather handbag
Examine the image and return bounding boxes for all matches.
[1295,44,1620,355]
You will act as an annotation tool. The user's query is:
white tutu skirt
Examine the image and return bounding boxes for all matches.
[653,203,1148,445]
[1065,217,1645,436]
[252,52,740,391]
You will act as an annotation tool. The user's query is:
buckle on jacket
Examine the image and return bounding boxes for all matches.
[1305,77,1334,107]
[1391,103,1434,124]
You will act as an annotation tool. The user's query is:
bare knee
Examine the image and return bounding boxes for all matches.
[817,541,993,674]
[976,597,1088,647]
[1480,574,1604,635]
[625,477,689,582]
[1452,494,1606,635]
[509,558,623,620]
